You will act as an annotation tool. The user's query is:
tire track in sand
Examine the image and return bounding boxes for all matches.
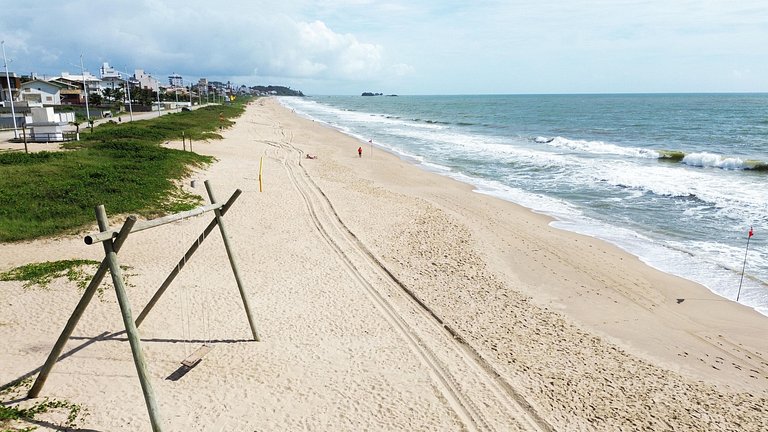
[265,136,553,432]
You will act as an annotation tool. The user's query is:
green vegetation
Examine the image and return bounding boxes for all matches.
[0,101,249,242]
[1,379,88,431]
[0,259,99,290]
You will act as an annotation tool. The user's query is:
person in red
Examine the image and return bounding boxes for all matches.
[358,146,362,158]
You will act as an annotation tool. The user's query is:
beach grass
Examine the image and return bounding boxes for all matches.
[1,378,87,431]
[0,100,249,242]
[0,259,100,289]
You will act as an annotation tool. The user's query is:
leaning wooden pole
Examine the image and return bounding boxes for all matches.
[135,219,216,328]
[135,189,242,328]
[28,216,135,398]
[95,206,163,432]
[205,180,260,341]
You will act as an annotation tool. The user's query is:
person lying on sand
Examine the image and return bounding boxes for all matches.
[306,154,317,159]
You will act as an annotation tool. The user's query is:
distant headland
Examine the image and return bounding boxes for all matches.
[361,92,398,96]
[251,85,304,96]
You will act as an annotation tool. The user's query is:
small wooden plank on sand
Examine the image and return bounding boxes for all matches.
[181,344,213,368]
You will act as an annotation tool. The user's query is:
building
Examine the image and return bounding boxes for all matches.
[0,71,20,103]
[19,79,70,105]
[27,106,76,142]
[100,62,124,90]
[168,73,183,87]
[49,71,104,105]
[198,78,208,95]
[134,69,159,92]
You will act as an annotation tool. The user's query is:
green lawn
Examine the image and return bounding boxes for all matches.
[0,100,250,242]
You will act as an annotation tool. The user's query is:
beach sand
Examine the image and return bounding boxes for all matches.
[1,98,767,431]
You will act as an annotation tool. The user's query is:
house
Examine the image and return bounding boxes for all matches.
[49,71,104,104]
[0,71,20,103]
[19,79,69,105]
[134,69,159,91]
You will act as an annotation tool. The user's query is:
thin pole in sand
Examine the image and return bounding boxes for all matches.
[259,156,263,192]
[205,180,260,341]
[736,227,754,302]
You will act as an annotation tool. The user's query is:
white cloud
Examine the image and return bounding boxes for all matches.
[0,0,765,94]
[279,20,385,79]
[0,0,407,90]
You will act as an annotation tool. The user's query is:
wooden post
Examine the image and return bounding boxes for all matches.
[21,124,28,154]
[28,216,135,398]
[95,206,163,432]
[182,131,186,151]
[135,190,241,327]
[205,181,260,341]
[259,157,263,192]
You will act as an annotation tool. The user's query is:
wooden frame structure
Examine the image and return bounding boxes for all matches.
[27,181,259,432]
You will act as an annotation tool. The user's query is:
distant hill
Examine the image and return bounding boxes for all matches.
[250,86,305,96]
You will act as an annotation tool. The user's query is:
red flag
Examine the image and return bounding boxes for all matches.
[749,227,754,238]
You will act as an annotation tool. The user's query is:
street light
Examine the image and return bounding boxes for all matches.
[1,40,19,139]
[112,67,134,122]
[79,54,91,123]
[149,73,160,117]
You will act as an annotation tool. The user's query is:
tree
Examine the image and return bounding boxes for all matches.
[137,88,152,107]
[89,92,102,106]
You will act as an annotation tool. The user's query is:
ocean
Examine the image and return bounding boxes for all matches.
[277,94,768,316]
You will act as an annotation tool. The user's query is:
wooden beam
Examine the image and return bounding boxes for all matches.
[84,202,223,245]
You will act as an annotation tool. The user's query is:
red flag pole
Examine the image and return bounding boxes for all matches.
[736,227,754,301]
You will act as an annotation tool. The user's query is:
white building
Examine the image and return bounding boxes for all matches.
[19,79,69,105]
[28,106,76,142]
[100,62,124,90]
[134,69,159,92]
[57,71,104,94]
[168,73,183,87]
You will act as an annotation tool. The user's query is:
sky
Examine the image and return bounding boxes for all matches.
[1,0,766,95]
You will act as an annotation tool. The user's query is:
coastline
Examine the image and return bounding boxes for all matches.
[1,97,766,430]
[281,94,768,318]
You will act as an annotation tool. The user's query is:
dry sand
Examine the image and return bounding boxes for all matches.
[1,98,767,431]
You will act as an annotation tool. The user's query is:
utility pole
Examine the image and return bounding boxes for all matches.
[1,41,19,139]
[80,54,90,123]
[151,74,160,117]
[122,67,133,121]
